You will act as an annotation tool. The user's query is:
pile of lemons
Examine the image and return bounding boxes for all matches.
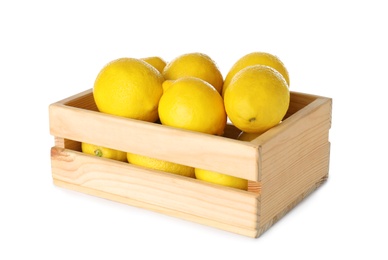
[82,52,290,190]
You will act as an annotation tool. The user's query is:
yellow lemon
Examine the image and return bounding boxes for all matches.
[127,153,195,178]
[224,65,290,133]
[158,77,227,135]
[93,58,164,122]
[162,52,224,94]
[81,142,127,162]
[141,56,167,74]
[223,52,290,96]
[161,79,174,93]
[195,168,248,190]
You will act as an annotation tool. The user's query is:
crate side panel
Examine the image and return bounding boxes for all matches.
[256,171,328,237]
[283,91,321,119]
[53,179,259,238]
[258,97,332,227]
[260,142,330,228]
[49,104,260,181]
[239,93,327,177]
[261,115,331,182]
[258,97,332,176]
[51,147,260,233]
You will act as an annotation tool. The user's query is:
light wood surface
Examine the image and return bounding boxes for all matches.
[49,88,332,238]
[257,95,332,232]
[51,147,260,237]
[49,89,261,182]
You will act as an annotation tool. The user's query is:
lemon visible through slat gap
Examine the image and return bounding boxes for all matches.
[127,153,195,178]
[195,168,248,190]
[81,143,127,162]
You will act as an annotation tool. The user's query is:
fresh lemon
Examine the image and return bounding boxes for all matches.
[162,52,224,94]
[158,77,227,135]
[81,142,127,162]
[93,58,164,122]
[127,153,195,178]
[224,65,290,133]
[161,79,174,93]
[195,168,248,190]
[223,52,290,97]
[141,56,167,74]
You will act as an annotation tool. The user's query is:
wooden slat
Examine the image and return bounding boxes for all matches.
[54,88,98,111]
[260,142,330,227]
[259,97,332,176]
[257,97,332,227]
[49,103,260,181]
[247,181,261,194]
[284,91,323,119]
[51,147,260,237]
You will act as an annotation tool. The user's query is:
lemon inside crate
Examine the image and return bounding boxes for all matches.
[50,87,331,238]
[56,133,261,194]
[51,89,266,192]
[51,88,318,195]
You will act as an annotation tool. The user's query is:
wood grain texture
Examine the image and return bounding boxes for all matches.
[256,174,328,237]
[48,89,332,238]
[283,91,321,119]
[258,97,332,228]
[51,147,260,237]
[49,102,260,181]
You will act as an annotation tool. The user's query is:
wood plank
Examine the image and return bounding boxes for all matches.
[53,179,260,238]
[256,173,328,237]
[248,181,261,194]
[51,147,260,236]
[246,96,332,178]
[49,103,260,181]
[257,97,332,226]
[284,91,323,119]
[55,88,98,111]
[259,142,330,227]
[259,97,332,177]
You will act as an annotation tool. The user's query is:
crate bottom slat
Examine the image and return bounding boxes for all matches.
[51,147,260,237]
[53,179,260,238]
[52,165,328,238]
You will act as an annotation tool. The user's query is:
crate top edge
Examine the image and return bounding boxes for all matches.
[51,146,261,200]
[49,88,332,106]
[49,101,259,149]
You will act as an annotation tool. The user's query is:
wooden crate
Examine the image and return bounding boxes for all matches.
[49,88,332,238]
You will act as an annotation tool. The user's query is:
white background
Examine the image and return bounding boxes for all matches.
[1,0,387,259]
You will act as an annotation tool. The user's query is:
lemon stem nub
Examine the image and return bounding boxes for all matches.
[249,117,256,122]
[94,149,103,157]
